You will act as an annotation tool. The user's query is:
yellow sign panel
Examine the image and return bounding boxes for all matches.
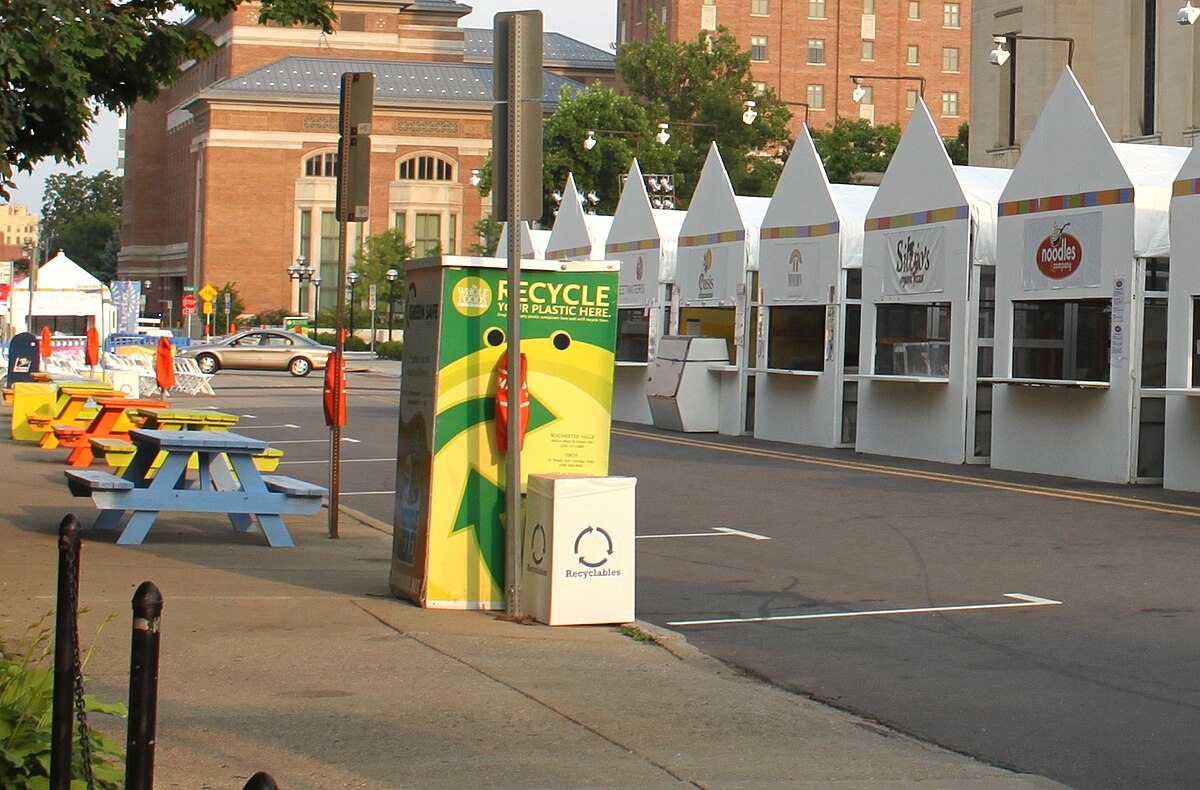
[202,301,214,315]
[198,283,219,301]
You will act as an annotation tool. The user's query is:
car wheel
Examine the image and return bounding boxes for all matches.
[196,354,220,374]
[289,357,313,377]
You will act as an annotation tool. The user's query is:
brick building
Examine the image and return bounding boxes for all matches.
[0,204,38,251]
[616,0,971,137]
[119,0,613,319]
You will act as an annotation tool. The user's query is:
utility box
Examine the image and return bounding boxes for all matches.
[647,335,729,432]
[522,474,636,626]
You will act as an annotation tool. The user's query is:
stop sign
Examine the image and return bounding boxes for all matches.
[181,294,198,310]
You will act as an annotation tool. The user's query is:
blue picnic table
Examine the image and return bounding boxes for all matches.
[65,428,327,547]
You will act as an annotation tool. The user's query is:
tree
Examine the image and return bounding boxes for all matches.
[0,0,336,199]
[810,119,902,184]
[470,216,503,257]
[616,24,793,201]
[354,227,413,291]
[944,123,969,166]
[40,171,123,279]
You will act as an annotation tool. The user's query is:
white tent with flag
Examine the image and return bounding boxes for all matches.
[6,251,114,337]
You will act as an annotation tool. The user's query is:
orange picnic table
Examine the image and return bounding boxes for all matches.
[33,384,123,449]
[57,397,171,467]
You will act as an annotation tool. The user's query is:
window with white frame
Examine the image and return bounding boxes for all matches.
[807,83,825,109]
[1012,299,1111,381]
[908,0,920,19]
[415,214,442,257]
[753,81,768,95]
[807,38,826,64]
[943,47,959,72]
[398,155,454,181]
[875,303,951,376]
[906,89,919,110]
[809,0,826,18]
[943,2,960,27]
[752,0,768,15]
[860,85,874,105]
[941,91,959,116]
[862,40,875,60]
[751,36,768,61]
[907,44,919,65]
[303,151,338,177]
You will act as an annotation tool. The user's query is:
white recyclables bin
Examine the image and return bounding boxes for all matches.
[521,474,636,626]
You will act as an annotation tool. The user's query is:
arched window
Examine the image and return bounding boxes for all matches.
[303,151,338,177]
[398,155,454,181]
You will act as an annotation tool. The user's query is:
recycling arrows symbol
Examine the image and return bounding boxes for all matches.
[530,523,547,566]
[574,526,614,568]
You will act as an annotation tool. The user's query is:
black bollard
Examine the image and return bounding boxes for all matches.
[50,515,82,790]
[243,771,282,789]
[125,581,163,790]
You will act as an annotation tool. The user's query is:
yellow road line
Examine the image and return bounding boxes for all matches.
[613,428,1200,519]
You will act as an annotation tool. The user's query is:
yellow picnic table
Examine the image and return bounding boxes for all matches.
[130,407,240,431]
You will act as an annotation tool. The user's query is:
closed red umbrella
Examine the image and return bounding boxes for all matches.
[39,327,52,360]
[155,336,175,395]
[323,350,346,427]
[85,327,100,367]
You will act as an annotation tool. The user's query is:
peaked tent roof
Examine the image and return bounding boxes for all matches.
[11,251,106,291]
[545,173,612,259]
[868,99,964,221]
[679,143,770,270]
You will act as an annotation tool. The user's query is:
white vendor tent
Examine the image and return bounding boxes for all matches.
[494,222,550,259]
[674,142,770,435]
[544,174,613,261]
[857,99,1011,465]
[990,68,1188,484]
[6,251,115,337]
[603,159,687,424]
[754,125,877,448]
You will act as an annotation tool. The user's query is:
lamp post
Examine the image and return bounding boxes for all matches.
[286,255,314,316]
[385,268,399,342]
[311,275,322,328]
[347,271,360,336]
[988,34,1075,147]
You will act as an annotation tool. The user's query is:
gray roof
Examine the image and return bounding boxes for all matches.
[205,56,582,106]
[463,28,614,68]
[409,0,471,12]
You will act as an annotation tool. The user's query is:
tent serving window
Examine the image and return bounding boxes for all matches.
[874,302,951,376]
[1011,299,1110,382]
[616,308,650,362]
[767,306,825,371]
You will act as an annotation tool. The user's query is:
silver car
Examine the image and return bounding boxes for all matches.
[181,330,333,377]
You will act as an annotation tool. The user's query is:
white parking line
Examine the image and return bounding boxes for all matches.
[638,526,771,541]
[235,423,301,429]
[666,593,1063,627]
[280,457,397,465]
[270,438,361,444]
[338,490,395,496]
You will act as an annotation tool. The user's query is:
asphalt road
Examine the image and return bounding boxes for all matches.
[206,367,1200,789]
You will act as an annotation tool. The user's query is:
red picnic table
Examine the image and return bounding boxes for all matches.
[55,397,171,466]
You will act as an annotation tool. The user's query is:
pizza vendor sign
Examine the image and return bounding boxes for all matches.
[881,225,946,296]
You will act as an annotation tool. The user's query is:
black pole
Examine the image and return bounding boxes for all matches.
[349,283,356,336]
[387,284,395,343]
[50,514,81,790]
[243,771,281,789]
[126,581,163,790]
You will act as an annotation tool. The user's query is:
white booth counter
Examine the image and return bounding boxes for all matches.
[856,100,1011,466]
[544,173,613,263]
[674,142,770,436]
[494,221,550,259]
[603,159,687,424]
[755,126,876,448]
[1161,141,1200,492]
[991,68,1189,484]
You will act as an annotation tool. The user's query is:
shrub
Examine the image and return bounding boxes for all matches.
[0,615,127,789]
[313,333,370,351]
[375,340,404,359]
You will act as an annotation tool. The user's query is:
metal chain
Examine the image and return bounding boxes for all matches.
[65,543,97,790]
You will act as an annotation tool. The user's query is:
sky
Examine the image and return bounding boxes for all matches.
[6,1,617,213]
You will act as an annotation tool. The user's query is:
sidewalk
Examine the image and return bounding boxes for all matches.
[0,431,1065,788]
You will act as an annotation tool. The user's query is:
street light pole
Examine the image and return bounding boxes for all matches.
[385,268,399,342]
[287,255,314,317]
[311,276,322,328]
[347,271,360,337]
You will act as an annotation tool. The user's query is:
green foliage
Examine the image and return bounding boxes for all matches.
[315,332,368,351]
[0,615,127,789]
[214,283,244,334]
[249,307,289,328]
[39,171,123,279]
[944,122,969,166]
[374,340,404,359]
[469,216,503,257]
[810,118,902,184]
[0,0,335,198]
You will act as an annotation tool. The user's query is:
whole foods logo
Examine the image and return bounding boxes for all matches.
[1036,222,1082,280]
[451,276,492,316]
[698,249,715,296]
[788,248,803,288]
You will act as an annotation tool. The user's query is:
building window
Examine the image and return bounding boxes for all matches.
[809,0,826,18]
[943,2,960,27]
[907,44,919,65]
[942,47,959,72]
[298,210,311,260]
[862,40,875,60]
[751,36,768,61]
[415,213,441,257]
[860,86,874,105]
[807,83,825,109]
[319,211,339,307]
[398,155,454,181]
[752,0,768,15]
[1012,299,1111,382]
[393,212,406,239]
[906,89,919,110]
[908,1,920,19]
[753,81,768,95]
[875,303,951,376]
[303,151,338,177]
[941,91,959,116]
[807,38,826,64]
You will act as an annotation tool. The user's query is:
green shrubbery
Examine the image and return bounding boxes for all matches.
[374,340,404,360]
[0,615,127,788]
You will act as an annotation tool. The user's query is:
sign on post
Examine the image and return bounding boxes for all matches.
[181,294,198,316]
[492,11,543,221]
[337,73,374,223]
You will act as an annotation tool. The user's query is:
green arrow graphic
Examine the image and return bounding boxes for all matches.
[434,393,556,454]
[451,465,506,589]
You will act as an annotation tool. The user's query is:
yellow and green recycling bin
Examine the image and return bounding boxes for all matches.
[389,256,619,609]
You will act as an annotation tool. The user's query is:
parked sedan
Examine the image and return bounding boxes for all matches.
[181,330,333,377]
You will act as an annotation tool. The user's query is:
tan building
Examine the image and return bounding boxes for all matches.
[971,0,1200,168]
[616,0,972,137]
[119,0,613,318]
[0,204,38,252]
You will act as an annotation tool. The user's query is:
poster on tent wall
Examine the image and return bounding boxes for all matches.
[881,226,946,296]
[678,244,734,305]
[109,281,142,334]
[759,238,828,304]
[614,246,659,308]
[1021,211,1102,291]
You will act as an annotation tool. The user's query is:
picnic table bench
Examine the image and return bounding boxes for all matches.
[66,428,325,547]
[53,397,171,466]
[35,384,122,448]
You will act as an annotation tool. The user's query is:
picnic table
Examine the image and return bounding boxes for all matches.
[65,429,326,547]
[131,407,240,430]
[55,397,170,467]
[34,384,122,448]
